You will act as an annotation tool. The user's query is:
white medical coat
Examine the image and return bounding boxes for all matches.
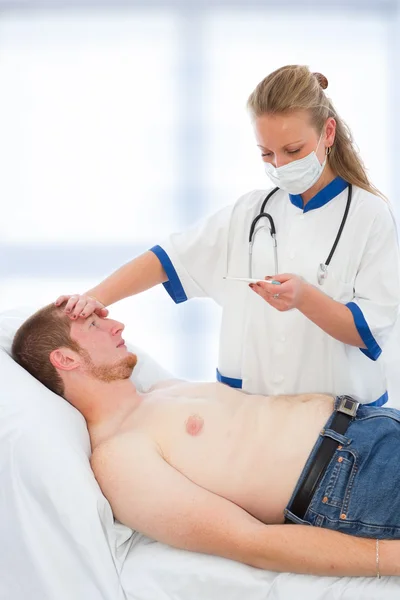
[151,178,400,405]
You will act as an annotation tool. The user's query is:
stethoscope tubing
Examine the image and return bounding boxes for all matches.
[248,184,352,281]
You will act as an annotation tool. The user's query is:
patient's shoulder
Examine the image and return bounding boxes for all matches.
[90,431,157,476]
[90,432,162,509]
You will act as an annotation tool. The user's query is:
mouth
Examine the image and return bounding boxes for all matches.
[116,340,126,348]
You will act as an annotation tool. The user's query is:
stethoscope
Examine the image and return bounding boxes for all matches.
[248,184,352,285]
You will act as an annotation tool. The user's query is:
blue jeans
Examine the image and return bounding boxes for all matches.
[284,398,400,539]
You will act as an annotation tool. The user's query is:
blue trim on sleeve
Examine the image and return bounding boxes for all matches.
[216,368,243,389]
[289,176,348,213]
[149,245,188,304]
[346,301,382,361]
[366,391,388,407]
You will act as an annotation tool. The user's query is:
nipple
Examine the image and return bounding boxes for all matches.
[185,414,204,436]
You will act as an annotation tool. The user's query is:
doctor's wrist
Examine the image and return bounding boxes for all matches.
[295,280,313,312]
[84,290,107,307]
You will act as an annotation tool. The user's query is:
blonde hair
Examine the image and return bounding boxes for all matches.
[247,65,384,199]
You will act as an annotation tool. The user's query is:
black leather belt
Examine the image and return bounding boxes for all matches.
[284,396,359,523]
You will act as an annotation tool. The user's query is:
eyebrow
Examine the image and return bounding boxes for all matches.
[257,140,304,151]
[84,316,95,329]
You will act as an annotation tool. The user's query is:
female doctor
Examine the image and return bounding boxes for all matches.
[56,64,400,406]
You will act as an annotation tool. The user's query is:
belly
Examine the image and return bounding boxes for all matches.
[232,399,333,523]
[156,389,335,524]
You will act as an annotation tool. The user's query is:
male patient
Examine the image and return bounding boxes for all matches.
[11,304,400,578]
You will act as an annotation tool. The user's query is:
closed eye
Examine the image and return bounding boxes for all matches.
[261,148,301,158]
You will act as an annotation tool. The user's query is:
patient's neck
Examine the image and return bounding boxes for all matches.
[67,378,142,448]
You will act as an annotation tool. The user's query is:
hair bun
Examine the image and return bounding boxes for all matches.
[313,72,328,90]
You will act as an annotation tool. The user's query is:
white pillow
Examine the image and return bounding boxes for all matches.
[0,307,174,600]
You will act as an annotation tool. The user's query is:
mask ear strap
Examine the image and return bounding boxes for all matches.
[316,130,324,153]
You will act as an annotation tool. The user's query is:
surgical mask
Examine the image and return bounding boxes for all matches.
[264,134,326,195]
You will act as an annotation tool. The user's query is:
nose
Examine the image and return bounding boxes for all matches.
[275,155,289,168]
[109,320,125,336]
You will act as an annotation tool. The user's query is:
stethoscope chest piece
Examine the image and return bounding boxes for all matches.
[317,263,328,285]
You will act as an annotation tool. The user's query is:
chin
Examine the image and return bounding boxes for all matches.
[126,352,138,371]
[86,353,138,383]
[113,353,137,380]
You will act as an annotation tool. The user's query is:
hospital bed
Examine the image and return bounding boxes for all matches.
[1,308,399,600]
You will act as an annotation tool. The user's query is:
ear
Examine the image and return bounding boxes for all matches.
[325,116,336,149]
[49,347,80,372]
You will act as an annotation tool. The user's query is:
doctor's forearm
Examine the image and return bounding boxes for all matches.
[85,251,168,307]
[297,284,366,348]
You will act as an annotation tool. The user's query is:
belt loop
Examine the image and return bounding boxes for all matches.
[322,429,349,445]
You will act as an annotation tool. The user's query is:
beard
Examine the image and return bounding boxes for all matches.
[80,349,138,383]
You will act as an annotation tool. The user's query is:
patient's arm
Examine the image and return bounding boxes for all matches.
[91,435,400,578]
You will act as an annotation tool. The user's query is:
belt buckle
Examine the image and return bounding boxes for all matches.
[337,395,359,417]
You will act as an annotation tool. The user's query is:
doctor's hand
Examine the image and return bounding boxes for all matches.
[54,294,109,320]
[249,273,306,312]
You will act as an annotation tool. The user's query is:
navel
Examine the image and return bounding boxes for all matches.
[185,414,204,436]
